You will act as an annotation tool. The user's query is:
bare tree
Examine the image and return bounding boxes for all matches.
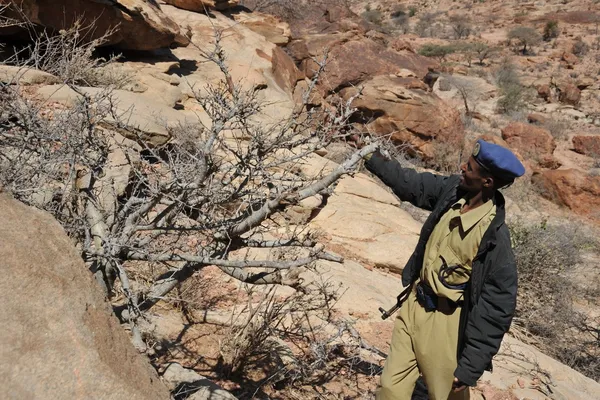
[449,14,472,39]
[472,41,495,65]
[0,23,380,352]
[443,74,477,115]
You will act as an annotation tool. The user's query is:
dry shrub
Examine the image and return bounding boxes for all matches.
[542,117,569,141]
[414,12,441,37]
[494,59,528,114]
[362,9,384,26]
[428,135,465,174]
[215,275,386,397]
[2,12,383,363]
[572,37,590,56]
[510,220,600,380]
[3,16,130,87]
[219,276,342,376]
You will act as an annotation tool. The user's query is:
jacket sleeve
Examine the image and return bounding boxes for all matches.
[365,151,450,211]
[454,262,518,386]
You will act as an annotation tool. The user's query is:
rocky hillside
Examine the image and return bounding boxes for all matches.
[1,0,599,399]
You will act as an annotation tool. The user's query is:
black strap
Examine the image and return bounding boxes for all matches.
[438,255,469,291]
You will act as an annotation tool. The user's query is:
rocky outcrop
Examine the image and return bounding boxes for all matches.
[340,75,463,160]
[163,0,239,12]
[271,46,303,94]
[32,5,302,146]
[537,84,552,102]
[0,194,170,399]
[289,35,437,93]
[4,0,180,51]
[572,135,600,156]
[531,169,600,218]
[501,122,559,169]
[233,12,291,46]
[160,5,297,127]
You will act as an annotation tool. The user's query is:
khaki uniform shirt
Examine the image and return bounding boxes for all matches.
[420,197,496,303]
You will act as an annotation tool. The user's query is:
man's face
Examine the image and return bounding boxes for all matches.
[459,156,490,192]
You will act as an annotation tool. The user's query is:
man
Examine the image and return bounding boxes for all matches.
[364,139,525,400]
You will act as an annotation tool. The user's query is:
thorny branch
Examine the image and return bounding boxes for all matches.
[0,21,379,330]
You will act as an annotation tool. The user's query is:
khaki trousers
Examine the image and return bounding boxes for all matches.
[376,289,470,400]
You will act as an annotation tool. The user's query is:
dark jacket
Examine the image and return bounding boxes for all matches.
[366,152,518,387]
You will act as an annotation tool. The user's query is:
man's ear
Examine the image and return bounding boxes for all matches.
[483,176,494,188]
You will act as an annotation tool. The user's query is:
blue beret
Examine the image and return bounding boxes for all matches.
[472,139,525,181]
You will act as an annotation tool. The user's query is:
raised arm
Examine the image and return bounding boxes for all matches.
[365,151,451,211]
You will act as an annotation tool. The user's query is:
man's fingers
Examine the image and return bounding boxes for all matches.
[347,134,363,149]
[452,385,467,393]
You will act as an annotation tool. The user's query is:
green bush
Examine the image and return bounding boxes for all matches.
[543,20,560,41]
[418,43,456,62]
[494,58,520,88]
[497,84,525,113]
[508,25,542,54]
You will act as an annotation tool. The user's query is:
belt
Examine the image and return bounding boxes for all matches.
[415,282,463,312]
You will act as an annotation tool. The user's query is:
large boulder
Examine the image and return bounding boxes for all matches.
[501,122,559,169]
[558,82,581,106]
[340,75,463,160]
[0,65,59,85]
[254,0,362,37]
[531,169,600,218]
[3,0,180,51]
[572,135,600,156]
[0,194,170,399]
[271,46,303,94]
[561,51,579,67]
[288,34,437,93]
[161,5,297,119]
